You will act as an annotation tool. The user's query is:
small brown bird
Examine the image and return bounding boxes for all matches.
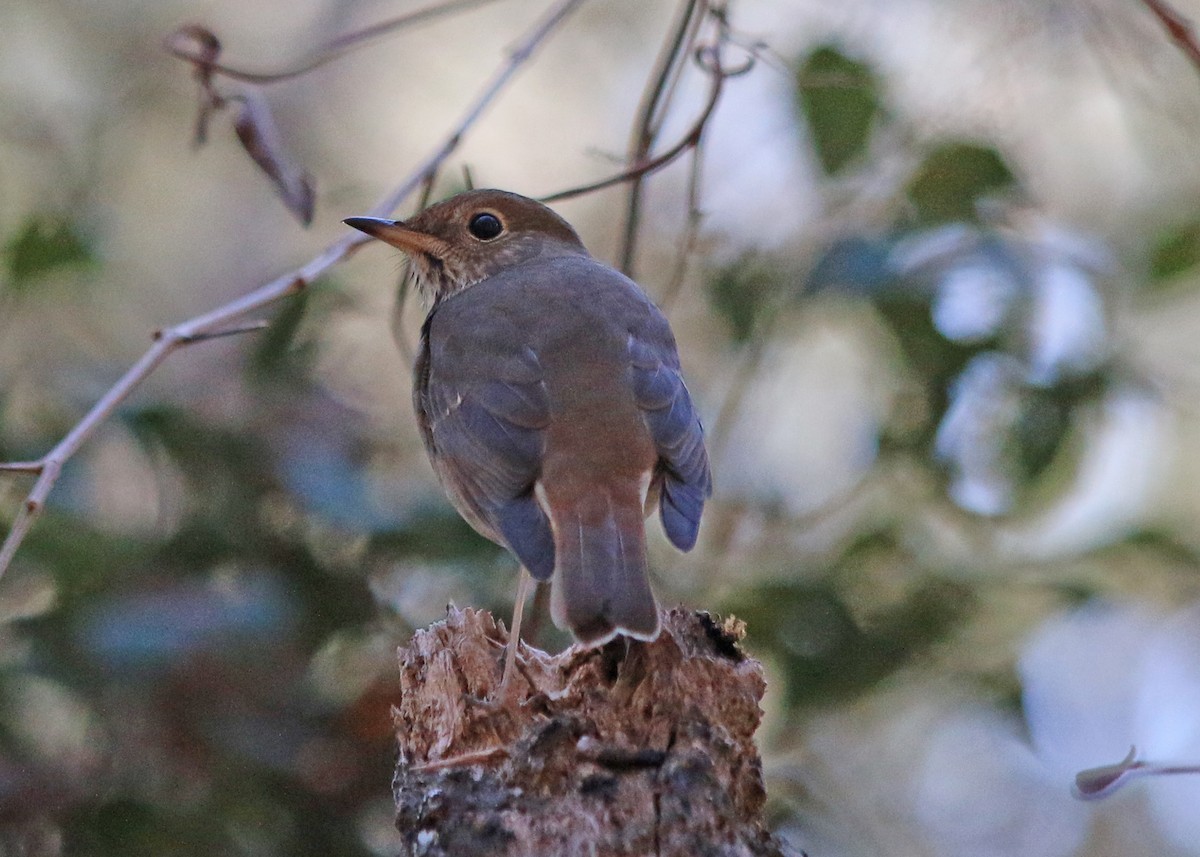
[345,189,710,660]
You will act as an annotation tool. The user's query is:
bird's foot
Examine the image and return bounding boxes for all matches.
[463,647,528,711]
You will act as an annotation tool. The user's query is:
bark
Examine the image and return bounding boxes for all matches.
[392,606,795,857]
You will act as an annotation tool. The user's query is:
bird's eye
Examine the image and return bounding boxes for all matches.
[468,212,504,241]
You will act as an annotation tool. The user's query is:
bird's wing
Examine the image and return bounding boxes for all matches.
[415,311,556,579]
[627,319,712,552]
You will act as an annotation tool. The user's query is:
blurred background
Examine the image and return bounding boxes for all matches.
[5,0,1200,854]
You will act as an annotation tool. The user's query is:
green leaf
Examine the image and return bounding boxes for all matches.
[1150,221,1200,281]
[4,215,95,290]
[1013,386,1073,480]
[248,278,353,384]
[796,45,882,175]
[707,252,787,342]
[906,143,1015,224]
[68,798,224,857]
[22,508,154,594]
[250,288,311,378]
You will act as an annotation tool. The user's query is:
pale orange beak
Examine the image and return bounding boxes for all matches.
[343,217,449,257]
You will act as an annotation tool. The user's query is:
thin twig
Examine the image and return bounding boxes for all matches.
[616,0,706,276]
[657,139,706,314]
[0,0,587,580]
[1141,0,1200,71]
[165,0,507,85]
[540,42,735,203]
[175,319,271,344]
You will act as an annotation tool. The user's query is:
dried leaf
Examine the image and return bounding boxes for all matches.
[233,90,316,225]
[1074,747,1141,800]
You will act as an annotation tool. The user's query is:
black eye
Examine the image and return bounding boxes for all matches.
[468,212,503,241]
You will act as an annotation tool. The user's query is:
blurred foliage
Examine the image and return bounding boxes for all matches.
[1149,218,1200,282]
[905,143,1016,224]
[3,216,95,292]
[870,286,977,420]
[250,283,319,379]
[1011,376,1100,481]
[708,250,790,342]
[714,44,1093,516]
[733,567,972,707]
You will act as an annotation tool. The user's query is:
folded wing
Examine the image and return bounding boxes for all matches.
[416,326,556,580]
[628,328,712,551]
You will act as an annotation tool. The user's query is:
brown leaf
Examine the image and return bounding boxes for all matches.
[1074,746,1142,800]
[233,90,316,226]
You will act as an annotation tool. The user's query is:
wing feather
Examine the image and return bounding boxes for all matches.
[627,327,712,551]
[415,310,555,578]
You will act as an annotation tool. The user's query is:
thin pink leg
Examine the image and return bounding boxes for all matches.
[496,567,532,700]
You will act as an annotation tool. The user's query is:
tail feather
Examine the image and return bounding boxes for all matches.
[550,489,659,646]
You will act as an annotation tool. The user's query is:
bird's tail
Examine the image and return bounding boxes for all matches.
[548,485,660,647]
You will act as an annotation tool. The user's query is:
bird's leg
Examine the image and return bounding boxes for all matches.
[496,566,533,701]
[417,570,533,772]
[464,567,534,712]
[417,566,535,768]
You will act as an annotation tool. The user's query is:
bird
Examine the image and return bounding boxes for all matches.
[345,189,710,688]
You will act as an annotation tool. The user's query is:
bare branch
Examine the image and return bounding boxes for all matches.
[657,140,707,313]
[168,1,517,223]
[616,0,706,276]
[1141,0,1200,72]
[0,0,588,580]
[164,0,507,86]
[540,41,739,203]
[175,320,272,344]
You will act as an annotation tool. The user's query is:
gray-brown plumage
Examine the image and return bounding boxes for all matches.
[345,189,710,646]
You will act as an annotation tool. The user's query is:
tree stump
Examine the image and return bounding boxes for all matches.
[392,606,794,856]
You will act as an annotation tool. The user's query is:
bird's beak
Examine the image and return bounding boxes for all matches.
[343,216,449,257]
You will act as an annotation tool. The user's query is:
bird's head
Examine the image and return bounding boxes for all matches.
[345,189,587,301]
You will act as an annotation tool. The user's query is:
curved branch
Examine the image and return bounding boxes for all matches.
[615,0,706,276]
[1141,0,1200,72]
[0,0,588,580]
[164,0,507,86]
[657,138,707,313]
[539,42,741,204]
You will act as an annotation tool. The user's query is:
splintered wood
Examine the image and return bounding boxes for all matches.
[392,607,792,857]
